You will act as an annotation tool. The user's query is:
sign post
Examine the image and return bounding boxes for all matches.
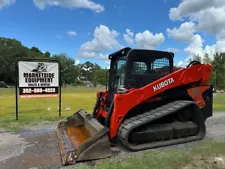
[15,58,61,120]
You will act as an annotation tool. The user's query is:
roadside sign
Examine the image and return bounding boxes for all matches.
[18,61,59,98]
[15,58,62,120]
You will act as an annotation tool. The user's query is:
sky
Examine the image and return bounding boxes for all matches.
[0,0,225,68]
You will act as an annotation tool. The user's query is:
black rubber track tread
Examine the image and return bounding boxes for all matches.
[117,100,206,151]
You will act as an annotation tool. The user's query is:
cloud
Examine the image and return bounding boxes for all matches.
[77,51,108,60]
[123,28,165,49]
[123,29,134,45]
[99,53,108,60]
[168,0,225,64]
[217,29,225,40]
[77,26,166,62]
[77,25,122,59]
[33,0,104,12]
[203,45,216,59]
[135,30,165,49]
[166,48,180,53]
[184,34,204,58]
[113,4,125,11]
[216,40,225,53]
[0,0,15,9]
[169,0,224,21]
[169,0,225,35]
[184,34,217,62]
[67,31,77,36]
[193,7,225,35]
[167,22,196,42]
[80,25,121,53]
[177,61,184,67]
[75,59,80,65]
[105,60,110,69]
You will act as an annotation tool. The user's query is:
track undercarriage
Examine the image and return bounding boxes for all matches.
[56,100,208,166]
[117,100,206,151]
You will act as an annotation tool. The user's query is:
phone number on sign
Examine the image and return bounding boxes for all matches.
[22,88,56,94]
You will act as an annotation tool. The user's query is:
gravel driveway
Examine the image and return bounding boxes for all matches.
[0,113,225,169]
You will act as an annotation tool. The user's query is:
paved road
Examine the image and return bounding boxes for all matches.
[0,113,224,169]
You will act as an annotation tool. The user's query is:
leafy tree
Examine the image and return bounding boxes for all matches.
[93,68,107,86]
[173,65,182,70]
[210,53,225,89]
[79,61,98,82]
[203,53,212,64]
[0,37,28,84]
[193,55,202,63]
[0,37,53,84]
[45,51,51,58]
[31,46,41,53]
[51,53,79,85]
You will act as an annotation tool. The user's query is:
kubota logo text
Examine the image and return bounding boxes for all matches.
[153,78,175,91]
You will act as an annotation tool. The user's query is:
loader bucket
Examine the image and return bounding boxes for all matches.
[56,109,112,166]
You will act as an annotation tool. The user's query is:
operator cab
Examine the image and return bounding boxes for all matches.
[106,47,174,108]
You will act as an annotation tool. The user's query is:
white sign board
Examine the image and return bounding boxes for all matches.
[18,61,59,98]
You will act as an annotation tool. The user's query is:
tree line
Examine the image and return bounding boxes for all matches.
[0,37,108,87]
[0,37,225,89]
[189,53,225,89]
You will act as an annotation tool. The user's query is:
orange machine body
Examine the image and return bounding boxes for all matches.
[95,63,212,139]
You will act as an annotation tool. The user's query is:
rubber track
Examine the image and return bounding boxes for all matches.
[118,100,206,151]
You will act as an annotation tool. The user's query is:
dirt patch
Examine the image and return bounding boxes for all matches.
[182,156,225,169]
[0,132,30,162]
[0,129,62,169]
[23,122,57,131]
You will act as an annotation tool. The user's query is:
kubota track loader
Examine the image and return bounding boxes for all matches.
[56,47,213,166]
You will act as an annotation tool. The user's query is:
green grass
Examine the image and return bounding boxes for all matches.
[0,86,104,130]
[0,87,224,130]
[213,93,225,112]
[74,140,225,169]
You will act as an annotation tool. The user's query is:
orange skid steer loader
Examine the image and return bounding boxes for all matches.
[56,47,213,166]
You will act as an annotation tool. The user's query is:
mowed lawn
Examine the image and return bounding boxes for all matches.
[0,87,224,130]
[76,140,225,169]
[213,93,225,112]
[0,87,104,130]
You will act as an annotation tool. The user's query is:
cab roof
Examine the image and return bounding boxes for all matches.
[108,47,174,60]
